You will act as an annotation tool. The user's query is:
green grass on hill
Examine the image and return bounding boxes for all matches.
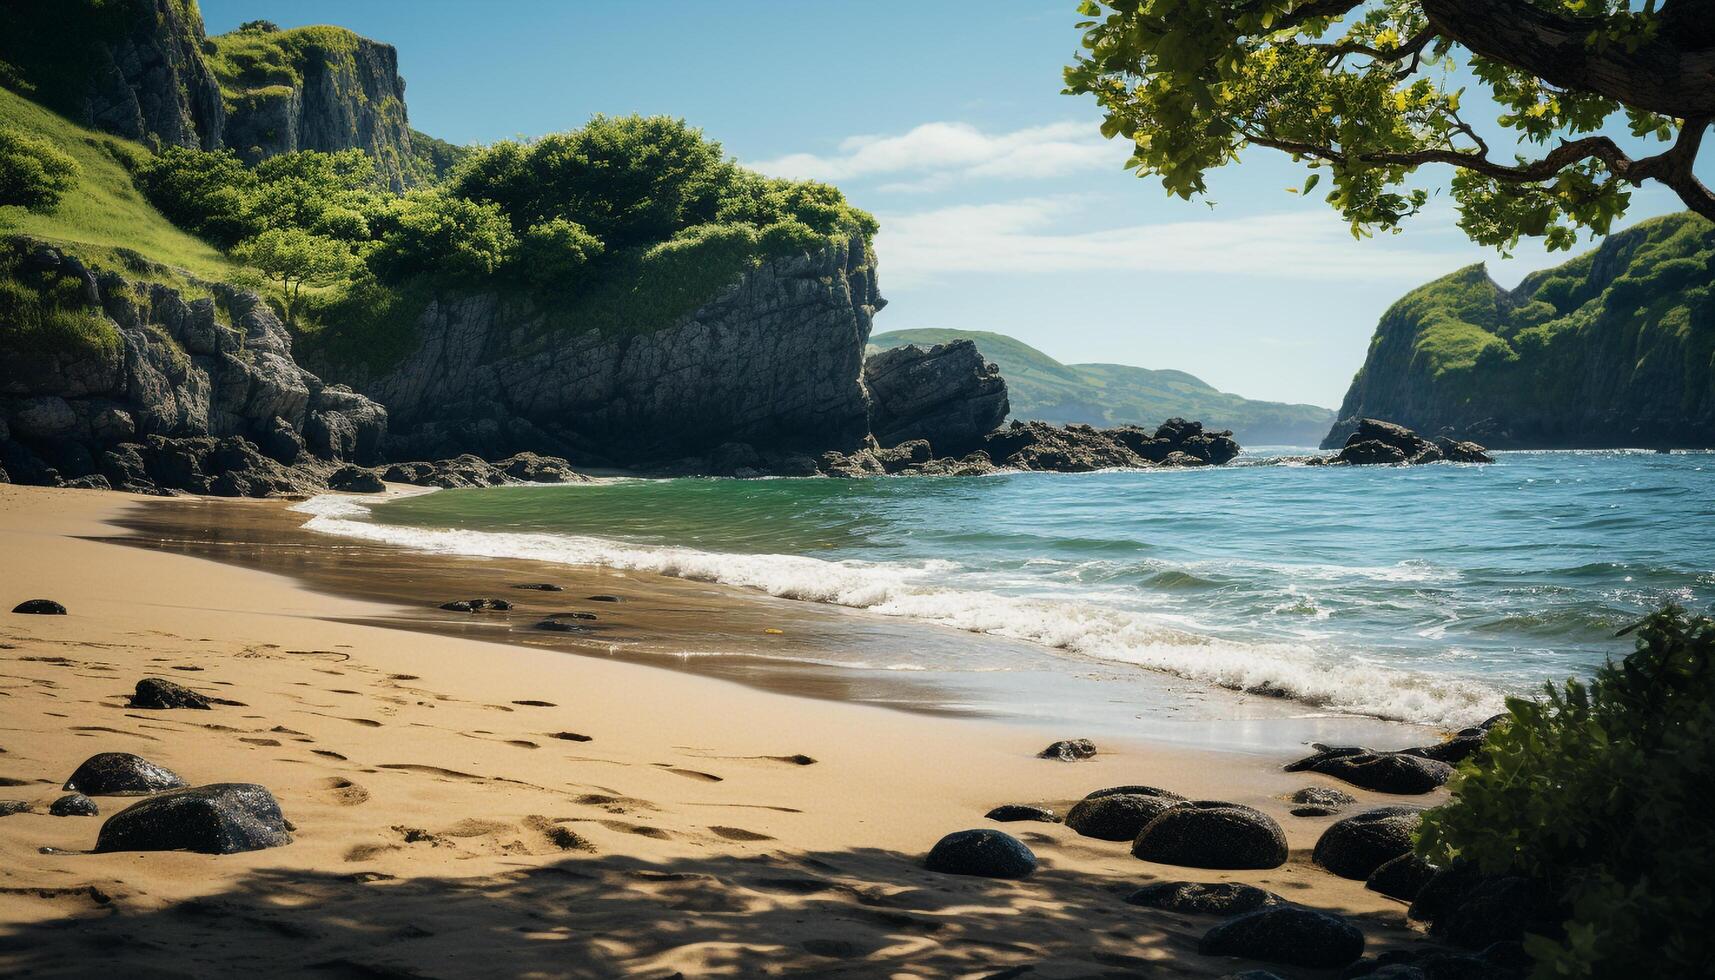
[869,327,1336,445]
[0,86,238,282]
[203,24,362,103]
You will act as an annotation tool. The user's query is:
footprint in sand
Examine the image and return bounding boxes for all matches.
[312,749,348,761]
[522,815,596,852]
[655,765,723,783]
[315,776,369,806]
[379,763,484,781]
[709,826,774,842]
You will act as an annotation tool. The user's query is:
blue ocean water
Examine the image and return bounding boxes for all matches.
[297,451,1714,727]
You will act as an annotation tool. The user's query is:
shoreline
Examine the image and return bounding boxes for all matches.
[0,483,1436,976]
[116,485,1441,753]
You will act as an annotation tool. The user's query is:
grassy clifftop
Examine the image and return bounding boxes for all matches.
[0,86,236,281]
[869,328,1335,445]
[1330,213,1715,448]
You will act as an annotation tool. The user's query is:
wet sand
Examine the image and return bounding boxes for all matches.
[1,485,1437,977]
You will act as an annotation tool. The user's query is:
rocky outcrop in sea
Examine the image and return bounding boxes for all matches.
[865,339,1009,456]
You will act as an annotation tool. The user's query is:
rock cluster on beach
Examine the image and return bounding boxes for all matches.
[815,416,1243,478]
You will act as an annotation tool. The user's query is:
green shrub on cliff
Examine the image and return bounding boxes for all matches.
[1418,606,1715,978]
[0,251,120,370]
[0,124,80,212]
[516,217,604,288]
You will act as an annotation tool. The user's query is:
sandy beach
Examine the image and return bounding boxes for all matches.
[0,484,1434,978]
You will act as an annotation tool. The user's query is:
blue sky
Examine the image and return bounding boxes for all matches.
[202,0,1696,408]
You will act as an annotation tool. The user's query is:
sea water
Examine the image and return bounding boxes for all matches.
[295,450,1714,729]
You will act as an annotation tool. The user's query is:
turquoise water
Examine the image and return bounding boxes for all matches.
[297,451,1714,727]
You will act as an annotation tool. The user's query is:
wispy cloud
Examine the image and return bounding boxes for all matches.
[748,121,1121,187]
[874,197,1470,288]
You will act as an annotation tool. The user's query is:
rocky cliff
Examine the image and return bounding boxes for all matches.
[865,340,1009,456]
[331,232,884,465]
[0,0,225,150]
[0,5,421,188]
[1325,214,1715,449]
[0,238,387,493]
[205,24,418,190]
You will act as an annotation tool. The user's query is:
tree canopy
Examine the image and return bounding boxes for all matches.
[1065,0,1715,251]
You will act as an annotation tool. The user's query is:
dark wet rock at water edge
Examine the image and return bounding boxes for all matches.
[984,804,1059,823]
[1199,905,1365,969]
[534,619,589,633]
[1132,802,1288,870]
[440,598,512,612]
[1366,852,1439,901]
[11,599,66,615]
[1125,881,1280,916]
[64,752,188,796]
[497,451,588,484]
[1290,786,1355,811]
[440,600,476,612]
[864,340,1010,457]
[1331,419,1493,466]
[512,583,563,592]
[0,800,30,816]
[327,464,385,493]
[1312,806,1424,880]
[1404,727,1491,765]
[95,783,292,854]
[586,594,622,603]
[49,793,99,817]
[127,676,212,709]
[1284,745,1454,795]
[924,829,1036,879]
[1037,738,1097,761]
[1065,792,1184,842]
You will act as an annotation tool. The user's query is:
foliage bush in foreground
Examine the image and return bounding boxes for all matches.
[1418,606,1715,978]
[0,123,80,212]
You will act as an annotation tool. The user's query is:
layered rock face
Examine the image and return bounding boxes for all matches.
[216,30,417,190]
[82,0,227,150]
[865,340,1009,456]
[0,240,387,494]
[346,233,884,465]
[1324,214,1715,449]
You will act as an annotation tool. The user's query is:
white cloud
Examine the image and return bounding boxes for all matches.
[748,121,1121,185]
[874,197,1474,288]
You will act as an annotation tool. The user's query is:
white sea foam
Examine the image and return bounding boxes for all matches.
[291,494,1505,727]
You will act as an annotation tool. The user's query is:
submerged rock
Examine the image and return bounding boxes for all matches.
[1037,738,1097,761]
[1284,745,1454,794]
[1312,806,1424,880]
[924,829,1036,879]
[63,752,188,796]
[1125,881,1279,916]
[984,804,1059,823]
[1331,419,1492,466]
[11,599,66,615]
[1065,792,1184,842]
[49,793,99,817]
[95,783,292,854]
[1199,905,1365,969]
[1132,802,1288,870]
[127,677,212,710]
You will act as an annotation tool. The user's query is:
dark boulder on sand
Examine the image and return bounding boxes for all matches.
[1290,786,1355,811]
[1085,784,1185,802]
[49,793,99,817]
[95,783,292,854]
[1404,727,1491,765]
[1065,792,1184,841]
[64,752,188,796]
[924,829,1036,879]
[1125,881,1279,915]
[1342,943,1527,979]
[127,677,211,710]
[327,465,385,493]
[1199,905,1365,969]
[1366,852,1439,902]
[11,599,66,615]
[1410,863,1552,950]
[1037,738,1097,761]
[1312,806,1424,880]
[1284,745,1454,794]
[1132,802,1288,870]
[984,804,1059,823]
[0,800,29,816]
